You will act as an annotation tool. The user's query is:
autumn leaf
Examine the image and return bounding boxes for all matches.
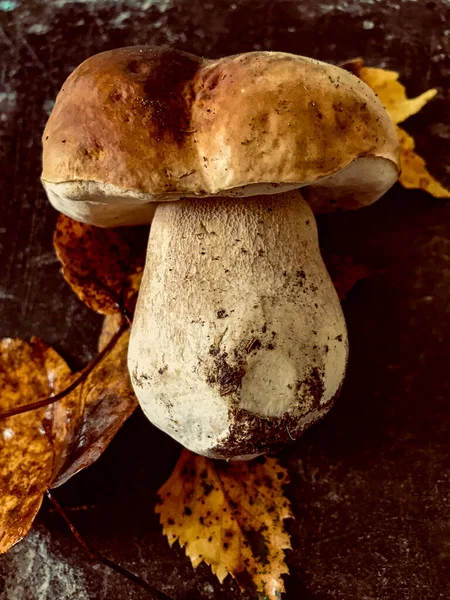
[0,338,70,553]
[0,315,137,549]
[323,253,373,300]
[396,126,450,199]
[98,312,123,352]
[54,215,149,315]
[51,318,137,488]
[342,58,449,199]
[341,58,437,125]
[156,450,292,599]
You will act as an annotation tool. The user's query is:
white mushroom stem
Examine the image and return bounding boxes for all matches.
[128,190,348,459]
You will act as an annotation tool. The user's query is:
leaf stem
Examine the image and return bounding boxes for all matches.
[0,318,128,420]
[46,491,173,600]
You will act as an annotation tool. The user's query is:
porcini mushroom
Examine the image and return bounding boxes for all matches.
[42,47,400,459]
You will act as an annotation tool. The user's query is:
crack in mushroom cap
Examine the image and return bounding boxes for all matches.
[42,47,400,226]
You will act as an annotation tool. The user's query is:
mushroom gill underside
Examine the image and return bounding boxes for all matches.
[128,190,348,460]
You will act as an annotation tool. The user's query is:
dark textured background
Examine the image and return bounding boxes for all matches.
[0,1,449,598]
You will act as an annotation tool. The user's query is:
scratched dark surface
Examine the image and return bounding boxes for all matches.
[0,0,449,599]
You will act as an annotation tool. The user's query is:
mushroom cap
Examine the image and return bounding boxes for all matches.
[42,47,400,226]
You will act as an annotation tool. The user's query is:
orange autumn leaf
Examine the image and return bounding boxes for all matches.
[343,58,449,199]
[0,338,70,553]
[54,215,148,315]
[156,450,292,599]
[396,126,450,199]
[0,318,137,548]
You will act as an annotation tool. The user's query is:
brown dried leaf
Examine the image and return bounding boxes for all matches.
[323,253,373,300]
[51,324,137,488]
[0,338,70,553]
[156,450,292,599]
[396,126,450,199]
[54,215,148,315]
[342,58,437,124]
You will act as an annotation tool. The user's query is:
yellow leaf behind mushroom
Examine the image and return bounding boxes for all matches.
[342,58,437,125]
[53,215,148,315]
[397,126,450,199]
[359,66,437,125]
[343,58,449,199]
[156,449,292,600]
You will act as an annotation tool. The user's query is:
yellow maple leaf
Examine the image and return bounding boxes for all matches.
[156,450,292,599]
[343,58,449,199]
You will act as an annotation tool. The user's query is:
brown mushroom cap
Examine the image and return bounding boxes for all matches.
[42,47,400,226]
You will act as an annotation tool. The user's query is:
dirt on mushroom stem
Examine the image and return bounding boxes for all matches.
[128,189,348,459]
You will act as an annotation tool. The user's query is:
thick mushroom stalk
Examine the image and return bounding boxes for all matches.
[128,190,348,459]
